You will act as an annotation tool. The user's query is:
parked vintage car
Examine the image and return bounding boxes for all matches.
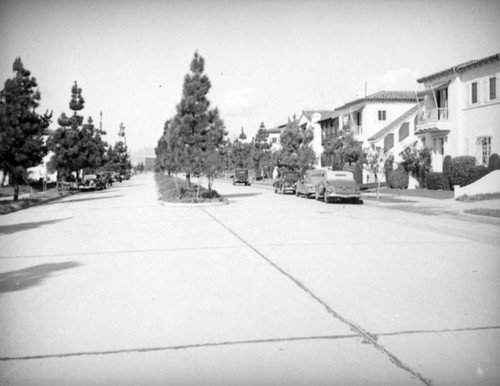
[315,170,362,204]
[79,174,106,191]
[273,170,300,194]
[233,169,250,186]
[295,169,326,198]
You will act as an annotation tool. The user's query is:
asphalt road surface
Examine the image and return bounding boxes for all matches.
[1,174,499,386]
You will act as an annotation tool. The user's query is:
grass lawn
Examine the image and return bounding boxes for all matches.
[464,208,500,218]
[379,188,454,200]
[0,189,67,215]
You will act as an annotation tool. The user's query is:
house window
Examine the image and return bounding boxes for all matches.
[384,134,394,152]
[378,110,386,121]
[399,122,409,142]
[490,77,497,100]
[471,82,478,104]
[478,136,491,166]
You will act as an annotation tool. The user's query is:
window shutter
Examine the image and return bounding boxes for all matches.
[466,83,470,107]
[483,79,488,103]
[495,75,500,100]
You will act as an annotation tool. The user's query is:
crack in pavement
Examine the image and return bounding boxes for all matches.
[200,207,434,386]
[0,334,358,361]
[2,326,498,363]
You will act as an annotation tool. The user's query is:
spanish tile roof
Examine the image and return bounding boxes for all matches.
[368,104,421,142]
[417,53,500,83]
[334,91,418,111]
[301,110,335,121]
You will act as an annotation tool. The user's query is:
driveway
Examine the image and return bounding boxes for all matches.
[0,174,499,385]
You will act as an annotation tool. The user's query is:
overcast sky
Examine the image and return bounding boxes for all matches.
[1,0,499,156]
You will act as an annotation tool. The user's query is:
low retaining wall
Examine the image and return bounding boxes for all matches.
[454,170,500,199]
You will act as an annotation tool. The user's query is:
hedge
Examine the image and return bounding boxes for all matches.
[425,172,446,190]
[442,155,452,190]
[449,156,476,187]
[488,153,500,171]
[388,167,409,189]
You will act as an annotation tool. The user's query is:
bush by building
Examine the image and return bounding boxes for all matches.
[442,155,452,190]
[488,153,500,171]
[388,167,409,189]
[449,156,476,187]
[425,172,446,190]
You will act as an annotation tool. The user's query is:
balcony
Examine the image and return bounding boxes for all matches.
[350,125,363,135]
[415,108,451,135]
[417,108,449,125]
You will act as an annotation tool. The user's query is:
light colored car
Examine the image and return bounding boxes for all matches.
[295,169,326,198]
[315,170,362,204]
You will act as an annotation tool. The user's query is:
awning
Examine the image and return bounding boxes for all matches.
[416,81,451,97]
[415,127,450,135]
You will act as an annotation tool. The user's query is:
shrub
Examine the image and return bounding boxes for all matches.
[342,162,363,184]
[449,156,476,187]
[488,153,500,171]
[400,142,432,187]
[388,167,409,189]
[467,165,489,185]
[442,155,452,190]
[384,154,394,182]
[425,172,446,190]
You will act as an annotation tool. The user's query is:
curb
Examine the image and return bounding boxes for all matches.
[0,190,78,215]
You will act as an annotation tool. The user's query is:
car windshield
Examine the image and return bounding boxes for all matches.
[282,172,299,178]
[325,170,354,181]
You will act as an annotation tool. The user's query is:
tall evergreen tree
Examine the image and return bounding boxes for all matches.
[0,58,52,200]
[275,116,316,174]
[48,82,108,179]
[169,52,227,188]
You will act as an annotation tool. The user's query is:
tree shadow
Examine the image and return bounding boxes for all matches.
[50,194,123,205]
[223,193,262,199]
[0,218,71,236]
[0,262,81,294]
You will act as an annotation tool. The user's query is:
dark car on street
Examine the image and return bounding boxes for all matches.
[295,169,326,198]
[315,170,362,204]
[79,174,107,191]
[233,169,251,186]
[273,170,300,194]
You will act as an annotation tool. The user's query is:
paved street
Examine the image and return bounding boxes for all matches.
[0,174,499,386]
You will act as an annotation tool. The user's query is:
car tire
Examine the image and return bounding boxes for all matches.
[324,194,329,204]
[295,189,299,197]
[274,189,277,194]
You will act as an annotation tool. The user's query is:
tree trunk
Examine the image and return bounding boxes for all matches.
[13,174,19,201]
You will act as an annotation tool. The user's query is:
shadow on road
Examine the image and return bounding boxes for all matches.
[51,194,123,205]
[0,218,72,236]
[223,192,262,199]
[0,262,81,294]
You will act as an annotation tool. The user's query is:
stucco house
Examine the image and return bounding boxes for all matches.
[266,123,286,151]
[415,53,500,171]
[318,91,418,149]
[296,110,335,166]
[367,104,421,162]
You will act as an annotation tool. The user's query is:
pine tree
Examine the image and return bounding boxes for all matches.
[48,81,86,180]
[169,52,227,188]
[275,116,316,174]
[0,58,52,200]
[48,82,108,180]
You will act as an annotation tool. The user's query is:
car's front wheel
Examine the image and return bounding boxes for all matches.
[324,194,329,204]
